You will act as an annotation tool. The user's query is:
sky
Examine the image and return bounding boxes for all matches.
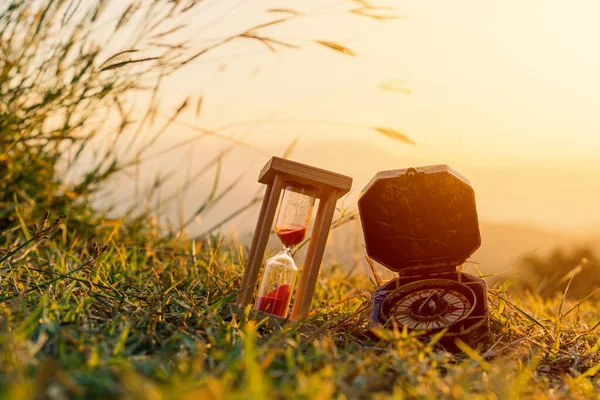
[99,0,600,234]
[158,0,600,162]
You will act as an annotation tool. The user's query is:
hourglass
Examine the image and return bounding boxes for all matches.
[254,183,317,318]
[236,157,352,321]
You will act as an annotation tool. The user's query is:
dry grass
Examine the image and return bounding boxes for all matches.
[3,1,600,399]
[2,212,600,399]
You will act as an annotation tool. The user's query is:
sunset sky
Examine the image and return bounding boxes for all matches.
[103,1,600,234]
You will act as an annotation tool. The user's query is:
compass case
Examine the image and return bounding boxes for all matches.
[359,165,489,349]
[358,165,481,275]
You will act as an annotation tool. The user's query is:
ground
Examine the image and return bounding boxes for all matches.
[1,213,600,399]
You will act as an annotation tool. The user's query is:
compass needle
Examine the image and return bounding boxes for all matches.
[418,290,438,314]
[437,315,450,325]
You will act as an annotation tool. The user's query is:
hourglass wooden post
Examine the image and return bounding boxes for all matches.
[237,156,352,321]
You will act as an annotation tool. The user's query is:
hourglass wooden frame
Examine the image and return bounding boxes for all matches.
[237,156,353,321]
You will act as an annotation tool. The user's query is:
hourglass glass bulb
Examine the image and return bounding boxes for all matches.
[255,249,297,317]
[274,183,317,249]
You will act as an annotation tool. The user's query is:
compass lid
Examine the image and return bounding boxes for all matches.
[358,165,481,274]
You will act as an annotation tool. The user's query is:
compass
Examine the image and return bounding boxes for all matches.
[359,165,490,349]
[378,279,476,331]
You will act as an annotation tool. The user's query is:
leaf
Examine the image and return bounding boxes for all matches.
[241,33,276,52]
[352,0,394,10]
[379,80,412,94]
[267,8,301,15]
[240,34,298,52]
[374,127,416,146]
[351,9,407,21]
[243,322,267,399]
[499,276,518,293]
[577,360,600,382]
[149,24,186,39]
[113,324,130,356]
[18,297,45,337]
[508,353,542,399]
[498,277,517,314]
[282,137,299,159]
[88,347,100,368]
[365,256,382,287]
[249,18,289,31]
[13,193,31,241]
[497,294,548,332]
[115,4,138,31]
[315,40,356,56]
[195,96,203,118]
[175,97,189,114]
[454,339,492,371]
[100,57,159,72]
[99,50,139,70]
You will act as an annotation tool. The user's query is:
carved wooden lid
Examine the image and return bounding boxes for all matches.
[358,165,481,274]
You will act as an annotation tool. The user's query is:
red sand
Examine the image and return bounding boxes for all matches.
[256,284,292,317]
[276,225,307,248]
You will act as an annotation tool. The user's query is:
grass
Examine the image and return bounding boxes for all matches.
[2,212,600,399]
[3,1,600,398]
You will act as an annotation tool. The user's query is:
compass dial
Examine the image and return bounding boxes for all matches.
[379,279,476,332]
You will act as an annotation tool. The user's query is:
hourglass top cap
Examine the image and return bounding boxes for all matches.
[258,156,353,198]
[358,165,481,274]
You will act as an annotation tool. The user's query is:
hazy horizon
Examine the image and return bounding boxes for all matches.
[94,0,600,237]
